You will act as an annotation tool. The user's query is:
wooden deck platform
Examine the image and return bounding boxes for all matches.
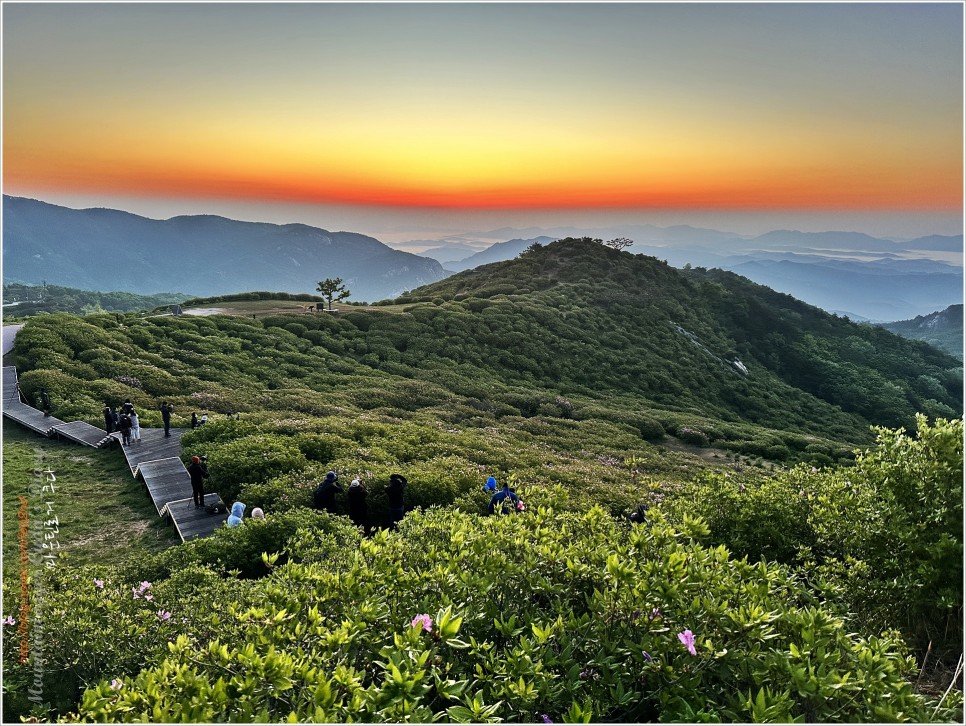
[2,400,61,436]
[135,456,193,516]
[51,420,113,447]
[167,493,229,542]
[114,427,187,475]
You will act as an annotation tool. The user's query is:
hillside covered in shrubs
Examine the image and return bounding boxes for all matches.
[3,238,962,722]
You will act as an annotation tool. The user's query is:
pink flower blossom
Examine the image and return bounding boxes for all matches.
[144,594,154,602]
[649,607,662,621]
[411,614,433,632]
[157,610,172,621]
[110,679,122,690]
[138,581,152,593]
[131,587,140,600]
[2,616,15,626]
[94,579,104,589]
[678,629,697,656]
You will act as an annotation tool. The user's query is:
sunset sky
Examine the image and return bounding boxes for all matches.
[3,2,963,241]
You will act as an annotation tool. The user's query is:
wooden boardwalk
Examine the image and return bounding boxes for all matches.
[167,493,229,542]
[113,427,188,475]
[51,421,114,447]
[2,399,61,436]
[3,361,232,543]
[3,365,22,404]
[136,456,193,516]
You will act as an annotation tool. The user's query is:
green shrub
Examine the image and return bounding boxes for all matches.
[202,434,309,503]
[73,505,956,723]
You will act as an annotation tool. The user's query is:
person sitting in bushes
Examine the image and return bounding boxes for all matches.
[387,473,407,529]
[187,455,209,507]
[250,507,265,520]
[484,476,498,493]
[313,471,342,513]
[628,504,648,524]
[227,501,246,527]
[487,481,520,516]
[347,478,368,528]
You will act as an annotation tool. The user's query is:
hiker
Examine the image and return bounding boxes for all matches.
[227,501,246,527]
[118,412,133,446]
[112,407,120,430]
[387,473,407,529]
[487,481,520,516]
[312,471,342,513]
[628,504,648,524]
[129,410,141,444]
[121,399,134,415]
[38,388,52,417]
[161,402,173,437]
[251,507,265,520]
[484,476,497,493]
[347,478,368,528]
[191,412,198,429]
[187,455,210,507]
[200,412,208,426]
[103,404,115,433]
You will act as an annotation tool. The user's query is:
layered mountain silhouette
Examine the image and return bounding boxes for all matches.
[2,196,445,301]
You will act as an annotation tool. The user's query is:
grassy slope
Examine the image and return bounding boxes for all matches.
[1,425,179,579]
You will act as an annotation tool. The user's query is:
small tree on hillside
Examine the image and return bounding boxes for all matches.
[316,278,351,311]
[603,237,634,252]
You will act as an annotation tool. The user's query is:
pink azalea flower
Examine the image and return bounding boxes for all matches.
[94,579,104,589]
[411,614,433,632]
[157,610,172,621]
[678,629,697,656]
[2,616,15,626]
[138,581,152,593]
[145,594,154,602]
[110,679,122,690]
[131,587,140,600]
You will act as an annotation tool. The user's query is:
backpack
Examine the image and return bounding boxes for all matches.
[497,491,520,516]
[205,502,227,515]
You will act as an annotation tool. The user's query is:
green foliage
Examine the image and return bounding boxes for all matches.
[61,505,954,723]
[200,434,309,504]
[2,283,187,319]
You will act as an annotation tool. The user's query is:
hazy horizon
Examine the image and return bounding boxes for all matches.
[7,192,963,251]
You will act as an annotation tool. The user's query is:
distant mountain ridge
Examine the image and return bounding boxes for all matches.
[2,196,445,301]
[405,224,962,320]
[880,305,963,360]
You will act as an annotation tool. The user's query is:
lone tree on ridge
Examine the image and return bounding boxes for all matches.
[603,237,634,252]
[316,278,351,311]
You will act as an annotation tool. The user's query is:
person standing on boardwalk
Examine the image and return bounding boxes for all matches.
[103,404,115,433]
[191,412,198,429]
[121,399,135,416]
[160,402,173,437]
[187,455,209,507]
[118,412,132,446]
[347,478,368,529]
[387,473,407,529]
[129,410,141,444]
[38,388,52,417]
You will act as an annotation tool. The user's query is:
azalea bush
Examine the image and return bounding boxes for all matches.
[70,503,957,722]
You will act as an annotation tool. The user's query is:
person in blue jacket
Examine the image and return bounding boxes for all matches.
[484,476,497,493]
[487,482,519,515]
[227,501,246,527]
